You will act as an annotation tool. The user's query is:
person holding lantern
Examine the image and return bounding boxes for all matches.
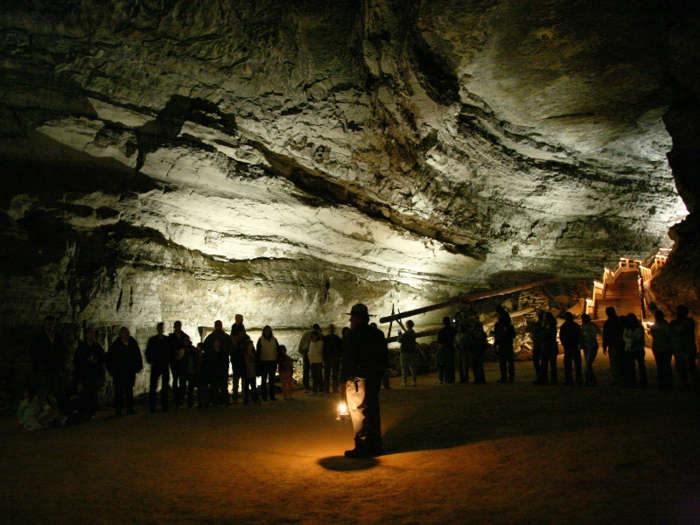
[340,303,388,458]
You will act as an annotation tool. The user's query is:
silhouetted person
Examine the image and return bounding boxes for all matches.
[371,322,392,390]
[229,326,248,404]
[469,318,488,384]
[298,324,318,392]
[256,325,279,401]
[73,327,105,416]
[603,307,624,386]
[29,315,68,409]
[540,312,559,384]
[649,310,673,389]
[623,313,647,388]
[398,320,419,386]
[670,305,700,391]
[146,322,172,412]
[323,325,342,393]
[454,323,471,384]
[438,316,457,383]
[341,304,388,458]
[168,321,189,409]
[526,311,545,384]
[559,312,582,385]
[494,307,516,383]
[204,321,234,405]
[579,314,601,386]
[106,327,143,416]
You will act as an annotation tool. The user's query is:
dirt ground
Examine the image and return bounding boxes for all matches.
[2,356,700,525]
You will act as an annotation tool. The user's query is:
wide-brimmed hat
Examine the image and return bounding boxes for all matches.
[345,303,375,317]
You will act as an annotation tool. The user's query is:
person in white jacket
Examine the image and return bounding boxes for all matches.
[256,326,279,401]
[308,331,324,394]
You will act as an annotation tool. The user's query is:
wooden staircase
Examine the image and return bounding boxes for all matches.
[586,252,670,326]
[592,269,644,326]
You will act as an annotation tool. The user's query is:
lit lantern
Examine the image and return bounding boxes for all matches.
[336,400,350,420]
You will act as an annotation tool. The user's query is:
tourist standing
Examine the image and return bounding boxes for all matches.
[256,326,279,401]
[454,323,471,384]
[670,305,700,391]
[437,317,457,383]
[559,312,582,385]
[308,331,324,394]
[146,322,172,413]
[106,327,143,416]
[168,321,189,409]
[204,321,234,405]
[323,325,342,394]
[623,313,647,388]
[649,310,673,389]
[494,307,516,383]
[540,312,559,385]
[278,345,294,400]
[298,324,318,392]
[603,307,624,386]
[579,314,601,386]
[29,315,68,409]
[398,320,419,387]
[73,327,105,416]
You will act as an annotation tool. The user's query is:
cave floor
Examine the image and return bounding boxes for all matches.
[2,356,700,525]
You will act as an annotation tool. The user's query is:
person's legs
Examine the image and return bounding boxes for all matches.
[564,346,573,384]
[345,378,382,457]
[400,353,409,385]
[267,361,278,400]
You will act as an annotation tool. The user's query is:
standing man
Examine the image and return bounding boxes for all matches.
[398,320,419,387]
[106,327,143,416]
[437,317,457,383]
[559,312,582,385]
[29,315,68,407]
[341,304,388,458]
[493,307,516,383]
[146,322,172,413]
[73,327,106,416]
[670,305,700,391]
[298,323,319,392]
[323,325,342,394]
[603,307,624,386]
[204,320,235,405]
[168,321,189,410]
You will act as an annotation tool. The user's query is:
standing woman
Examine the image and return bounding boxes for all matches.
[256,326,279,401]
[623,313,647,388]
[579,314,601,386]
[540,312,560,385]
[649,310,673,389]
[494,307,516,383]
[308,331,325,394]
[105,327,143,416]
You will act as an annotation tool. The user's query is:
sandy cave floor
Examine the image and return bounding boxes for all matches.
[2,356,700,525]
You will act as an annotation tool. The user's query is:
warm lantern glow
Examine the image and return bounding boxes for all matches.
[336,401,350,420]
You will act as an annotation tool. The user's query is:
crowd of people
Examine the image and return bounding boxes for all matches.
[20,302,700,432]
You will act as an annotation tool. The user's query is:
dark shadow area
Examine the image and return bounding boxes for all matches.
[318,456,379,471]
[378,362,700,456]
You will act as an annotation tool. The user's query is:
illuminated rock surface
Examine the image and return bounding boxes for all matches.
[0,1,698,354]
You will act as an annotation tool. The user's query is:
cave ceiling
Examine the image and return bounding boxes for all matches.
[0,0,690,303]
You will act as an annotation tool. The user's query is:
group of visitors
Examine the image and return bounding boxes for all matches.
[524,304,698,390]
[296,323,344,395]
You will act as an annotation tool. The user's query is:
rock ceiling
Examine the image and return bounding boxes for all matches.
[0,0,695,328]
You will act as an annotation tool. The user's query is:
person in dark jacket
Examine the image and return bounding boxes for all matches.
[323,325,343,393]
[559,312,582,385]
[73,327,105,416]
[173,335,200,409]
[106,327,143,416]
[197,343,213,408]
[437,316,457,383]
[540,312,559,385]
[29,315,68,408]
[493,307,516,383]
[168,321,189,409]
[670,305,700,391]
[341,303,388,458]
[603,307,624,386]
[146,322,172,413]
[230,327,248,404]
[204,321,234,405]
